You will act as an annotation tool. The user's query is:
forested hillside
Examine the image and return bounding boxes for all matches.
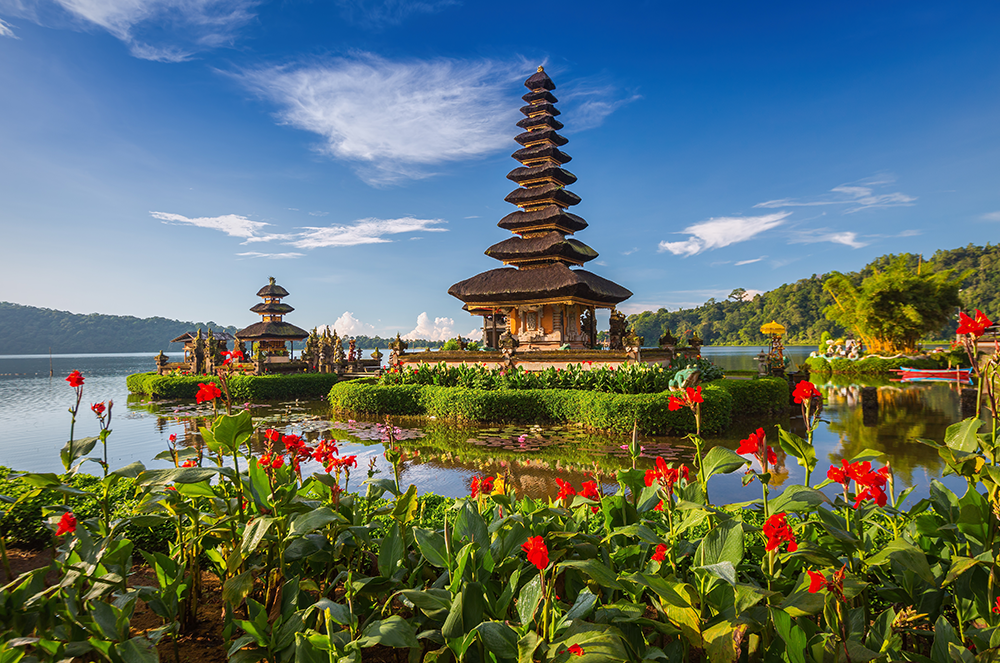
[627,243,1000,346]
[0,302,238,354]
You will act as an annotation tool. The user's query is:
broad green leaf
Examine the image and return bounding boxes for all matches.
[695,519,743,567]
[378,522,405,579]
[944,417,984,453]
[943,556,980,586]
[288,507,341,538]
[358,616,419,649]
[770,608,806,663]
[115,637,159,663]
[475,622,518,660]
[137,467,217,486]
[848,448,887,463]
[703,622,739,663]
[558,559,624,591]
[111,462,145,479]
[391,484,419,524]
[779,590,824,617]
[565,588,598,622]
[414,527,449,568]
[517,575,542,625]
[61,437,98,469]
[695,562,736,586]
[775,426,817,473]
[222,570,255,606]
[865,539,936,585]
[769,485,830,514]
[241,517,275,558]
[398,589,451,616]
[209,411,254,454]
[702,446,748,478]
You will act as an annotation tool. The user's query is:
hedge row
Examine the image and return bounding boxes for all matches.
[127,372,341,400]
[328,378,788,435]
[804,354,951,376]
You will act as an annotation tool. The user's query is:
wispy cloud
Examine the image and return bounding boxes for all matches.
[152,211,280,240]
[735,256,765,266]
[755,175,915,214]
[622,247,638,256]
[290,217,447,248]
[789,230,868,249]
[982,211,1000,222]
[153,211,447,248]
[236,55,634,185]
[319,311,376,336]
[332,0,458,28]
[236,251,304,259]
[658,212,789,257]
[0,17,17,37]
[558,76,641,132]
[1,0,256,61]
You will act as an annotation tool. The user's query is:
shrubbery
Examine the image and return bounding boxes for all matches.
[805,353,961,375]
[326,379,772,435]
[127,371,340,400]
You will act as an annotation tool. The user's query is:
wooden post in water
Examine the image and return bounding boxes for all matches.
[49,347,53,378]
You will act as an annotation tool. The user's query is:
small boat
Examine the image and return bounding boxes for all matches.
[892,367,973,384]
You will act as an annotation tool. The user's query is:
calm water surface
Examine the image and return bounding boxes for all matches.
[0,349,970,506]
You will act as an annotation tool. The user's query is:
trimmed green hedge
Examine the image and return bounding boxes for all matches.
[714,377,789,417]
[127,372,341,400]
[325,380,778,436]
[805,355,952,376]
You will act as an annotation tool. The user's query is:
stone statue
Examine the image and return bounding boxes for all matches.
[658,329,677,350]
[332,330,345,365]
[580,309,595,349]
[608,309,627,351]
[348,338,357,363]
[193,329,205,374]
[669,366,701,391]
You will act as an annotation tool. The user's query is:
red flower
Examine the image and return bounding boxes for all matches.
[181,460,196,468]
[806,570,826,593]
[91,402,106,416]
[56,512,77,536]
[471,475,494,498]
[521,536,549,571]
[762,512,797,552]
[686,386,703,404]
[826,460,850,488]
[957,309,993,338]
[555,478,576,501]
[668,396,685,411]
[651,543,668,562]
[264,429,281,442]
[738,428,777,468]
[792,381,821,405]
[168,434,177,443]
[565,644,584,656]
[992,597,1000,615]
[66,370,84,387]
[222,349,245,365]
[654,500,664,511]
[196,382,222,403]
[668,386,703,412]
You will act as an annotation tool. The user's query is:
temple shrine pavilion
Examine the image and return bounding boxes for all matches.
[449,67,633,350]
[236,277,309,358]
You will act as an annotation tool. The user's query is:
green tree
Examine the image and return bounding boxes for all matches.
[823,256,965,354]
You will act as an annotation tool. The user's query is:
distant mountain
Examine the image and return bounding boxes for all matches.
[0,302,239,354]
[627,243,1000,346]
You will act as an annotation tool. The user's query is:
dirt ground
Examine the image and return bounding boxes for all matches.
[3,548,410,663]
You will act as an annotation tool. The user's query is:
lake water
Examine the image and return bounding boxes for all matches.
[0,348,971,507]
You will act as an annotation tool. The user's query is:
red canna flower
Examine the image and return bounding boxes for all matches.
[993,597,1000,615]
[686,386,703,404]
[806,570,826,593]
[196,382,222,403]
[957,309,993,338]
[555,478,576,501]
[651,543,668,562]
[565,644,584,656]
[168,434,177,443]
[668,395,686,411]
[181,459,197,468]
[264,428,281,442]
[66,370,84,387]
[826,460,850,488]
[91,402,106,416]
[762,512,797,552]
[738,428,777,468]
[522,536,549,571]
[654,500,664,511]
[470,475,494,499]
[222,349,245,365]
[56,512,77,536]
[792,380,821,404]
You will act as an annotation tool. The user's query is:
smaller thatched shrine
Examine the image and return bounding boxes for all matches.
[236,277,309,361]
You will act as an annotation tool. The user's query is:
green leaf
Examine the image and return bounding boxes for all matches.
[414,527,449,568]
[61,436,98,469]
[695,519,743,567]
[518,632,542,663]
[943,556,980,586]
[115,637,159,663]
[769,485,830,514]
[399,589,451,616]
[605,524,661,545]
[392,484,419,524]
[360,615,420,649]
[517,575,543,625]
[695,562,736,586]
[848,448,887,463]
[137,467,218,485]
[91,601,121,641]
[931,615,959,663]
[210,411,254,454]
[779,590,824,617]
[475,622,518,660]
[223,570,256,607]
[865,539,936,585]
[111,462,145,479]
[770,608,806,663]
[378,522,404,579]
[945,417,984,453]
[565,588,598,622]
[288,507,341,538]
[441,591,466,640]
[557,559,624,591]
[241,517,275,558]
[775,426,817,472]
[702,446,749,479]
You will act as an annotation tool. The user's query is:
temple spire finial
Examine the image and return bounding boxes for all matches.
[537,65,544,72]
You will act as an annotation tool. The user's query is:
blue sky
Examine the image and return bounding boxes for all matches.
[1,1,998,341]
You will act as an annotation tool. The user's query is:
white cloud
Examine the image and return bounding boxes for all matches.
[466,328,483,341]
[289,217,447,248]
[154,211,447,248]
[622,247,638,256]
[982,211,1000,222]
[0,17,17,37]
[308,211,329,217]
[404,312,456,341]
[4,0,257,61]
[658,212,790,257]
[789,231,868,249]
[152,211,277,240]
[320,312,376,337]
[236,251,304,259]
[755,175,916,214]
[237,55,634,185]
[735,256,765,266]
[333,0,458,27]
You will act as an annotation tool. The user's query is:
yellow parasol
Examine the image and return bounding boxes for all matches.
[760,321,786,336]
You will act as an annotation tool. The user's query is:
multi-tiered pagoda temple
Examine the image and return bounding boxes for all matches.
[449,67,632,350]
[236,277,309,356]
